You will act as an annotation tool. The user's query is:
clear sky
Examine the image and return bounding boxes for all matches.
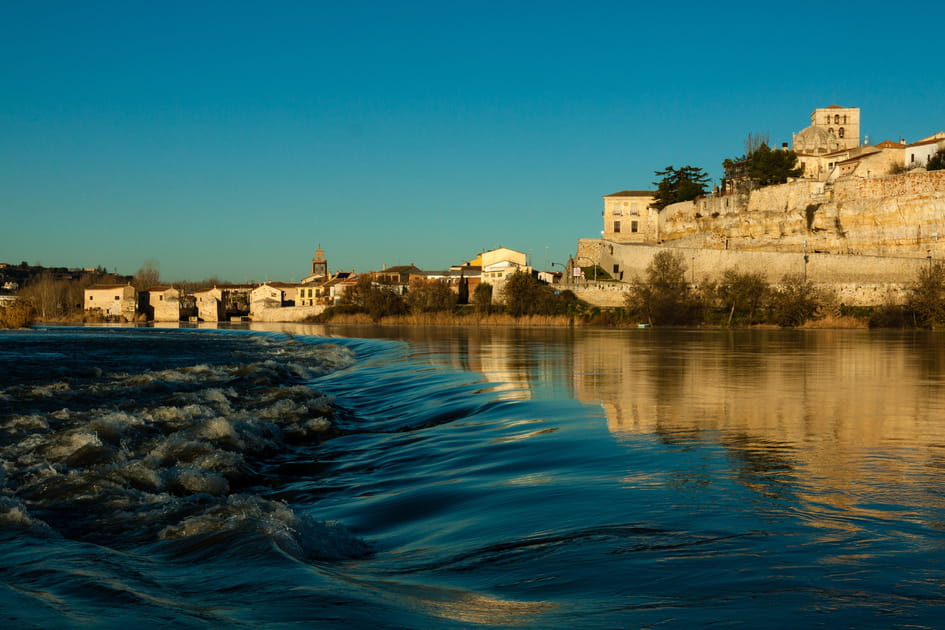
[2,1,943,282]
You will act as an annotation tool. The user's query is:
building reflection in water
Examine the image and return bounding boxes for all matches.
[239,322,945,526]
[570,328,945,524]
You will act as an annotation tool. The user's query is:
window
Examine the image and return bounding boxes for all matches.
[631,220,639,233]
[614,221,621,233]
[838,127,845,138]
[114,295,120,300]
[613,264,620,273]
[89,296,93,301]
[834,114,840,124]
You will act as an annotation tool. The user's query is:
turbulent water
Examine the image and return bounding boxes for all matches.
[2,325,945,628]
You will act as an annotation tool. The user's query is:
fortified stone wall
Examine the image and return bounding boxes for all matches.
[654,170,945,260]
[575,239,922,306]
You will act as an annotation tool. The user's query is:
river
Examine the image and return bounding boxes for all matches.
[2,324,944,628]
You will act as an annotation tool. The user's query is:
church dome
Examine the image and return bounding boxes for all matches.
[793,125,833,154]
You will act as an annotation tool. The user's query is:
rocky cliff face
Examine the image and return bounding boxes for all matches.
[656,170,945,258]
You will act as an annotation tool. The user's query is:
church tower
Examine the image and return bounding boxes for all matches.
[311,247,328,278]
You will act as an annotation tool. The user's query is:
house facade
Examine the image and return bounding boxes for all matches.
[906,133,945,170]
[602,190,658,243]
[139,285,181,322]
[477,247,532,302]
[84,284,137,321]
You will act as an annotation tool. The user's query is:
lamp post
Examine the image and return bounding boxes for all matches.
[803,240,809,282]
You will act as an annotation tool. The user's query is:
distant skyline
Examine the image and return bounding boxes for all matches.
[3,1,944,282]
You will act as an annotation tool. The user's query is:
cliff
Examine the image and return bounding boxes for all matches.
[657,170,945,259]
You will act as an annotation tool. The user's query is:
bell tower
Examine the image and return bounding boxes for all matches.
[311,247,328,278]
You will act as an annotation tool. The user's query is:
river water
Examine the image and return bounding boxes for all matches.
[2,324,944,628]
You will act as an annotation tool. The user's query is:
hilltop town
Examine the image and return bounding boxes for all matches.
[3,104,945,326]
[579,105,945,307]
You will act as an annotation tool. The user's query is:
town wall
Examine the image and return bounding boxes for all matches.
[575,239,921,306]
[574,170,945,306]
[654,171,945,259]
[250,305,325,322]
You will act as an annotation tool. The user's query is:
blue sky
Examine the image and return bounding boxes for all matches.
[2,1,943,282]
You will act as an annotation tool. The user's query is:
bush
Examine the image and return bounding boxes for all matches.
[501,271,586,318]
[624,251,701,325]
[0,301,34,328]
[907,262,945,328]
[713,268,768,326]
[406,278,456,313]
[473,283,493,314]
[767,274,822,327]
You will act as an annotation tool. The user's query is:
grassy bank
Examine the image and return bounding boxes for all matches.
[311,311,578,327]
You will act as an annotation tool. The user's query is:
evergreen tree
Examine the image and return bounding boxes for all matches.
[927,148,945,171]
[746,143,802,186]
[457,274,469,304]
[651,165,710,211]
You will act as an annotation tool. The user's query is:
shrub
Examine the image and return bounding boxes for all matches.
[406,278,456,313]
[624,250,701,325]
[907,262,945,328]
[767,274,822,327]
[0,301,34,328]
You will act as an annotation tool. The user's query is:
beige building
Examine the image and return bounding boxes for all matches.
[84,284,137,321]
[602,190,658,243]
[139,285,181,322]
[906,133,945,170]
[250,282,299,312]
[475,247,532,302]
[834,140,906,179]
[793,104,861,156]
[193,287,224,322]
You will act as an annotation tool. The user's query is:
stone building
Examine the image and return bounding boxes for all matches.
[250,282,299,312]
[301,247,329,285]
[477,247,532,302]
[84,284,137,321]
[794,105,862,179]
[139,285,181,322]
[601,190,658,243]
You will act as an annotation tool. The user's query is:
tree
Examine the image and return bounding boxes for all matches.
[767,274,821,327]
[133,260,161,291]
[406,278,456,313]
[457,274,469,305]
[473,282,493,314]
[907,261,945,328]
[624,250,701,325]
[927,148,945,171]
[18,271,70,320]
[723,136,802,191]
[715,268,768,325]
[344,276,407,321]
[747,143,802,186]
[651,165,711,211]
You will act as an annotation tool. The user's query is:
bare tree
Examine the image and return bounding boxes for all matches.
[744,132,770,157]
[133,260,161,291]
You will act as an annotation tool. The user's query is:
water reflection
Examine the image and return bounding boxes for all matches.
[256,324,945,530]
[570,328,945,527]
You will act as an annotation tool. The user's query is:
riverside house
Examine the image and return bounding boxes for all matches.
[84,284,137,321]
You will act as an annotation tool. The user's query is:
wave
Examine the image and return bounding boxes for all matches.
[0,328,369,563]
